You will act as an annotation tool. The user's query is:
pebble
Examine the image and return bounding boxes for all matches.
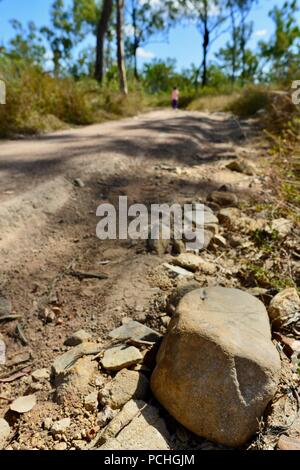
[53,442,68,451]
[32,368,50,381]
[0,419,11,450]
[163,263,194,279]
[277,435,300,450]
[84,391,99,413]
[64,330,92,347]
[109,321,161,343]
[51,418,71,435]
[101,345,143,372]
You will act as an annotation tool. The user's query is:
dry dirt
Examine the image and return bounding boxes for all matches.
[0,109,296,450]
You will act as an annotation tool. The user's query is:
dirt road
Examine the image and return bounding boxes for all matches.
[0,109,266,449]
[0,107,262,359]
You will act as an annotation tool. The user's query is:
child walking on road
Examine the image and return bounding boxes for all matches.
[171,87,179,110]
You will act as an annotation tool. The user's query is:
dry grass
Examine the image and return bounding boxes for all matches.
[187,93,239,113]
[0,66,147,137]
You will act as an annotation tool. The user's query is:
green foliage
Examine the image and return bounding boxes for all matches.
[8,20,46,66]
[259,0,300,83]
[41,0,81,76]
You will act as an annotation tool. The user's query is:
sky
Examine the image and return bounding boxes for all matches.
[0,0,297,71]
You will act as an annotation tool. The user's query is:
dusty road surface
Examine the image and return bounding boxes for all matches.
[0,109,268,450]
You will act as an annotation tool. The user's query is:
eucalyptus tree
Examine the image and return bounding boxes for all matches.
[259,0,300,82]
[179,0,227,87]
[125,0,179,80]
[41,0,76,76]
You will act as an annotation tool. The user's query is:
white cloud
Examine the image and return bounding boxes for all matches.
[136,47,155,59]
[254,29,267,37]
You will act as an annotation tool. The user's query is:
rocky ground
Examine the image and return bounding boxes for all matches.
[0,109,299,451]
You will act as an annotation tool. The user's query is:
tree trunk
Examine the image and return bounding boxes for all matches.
[95,0,113,83]
[230,5,237,84]
[134,48,139,80]
[201,24,209,87]
[241,18,246,86]
[132,3,139,80]
[116,0,128,95]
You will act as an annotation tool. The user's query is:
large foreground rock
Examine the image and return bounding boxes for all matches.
[151,287,281,447]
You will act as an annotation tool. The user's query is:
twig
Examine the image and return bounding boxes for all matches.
[15,323,29,346]
[0,315,22,322]
[68,271,109,281]
[0,396,12,402]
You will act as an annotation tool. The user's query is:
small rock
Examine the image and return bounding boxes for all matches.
[147,222,172,256]
[109,320,161,343]
[184,210,219,226]
[74,178,85,188]
[268,288,300,330]
[173,239,186,254]
[277,435,300,450]
[208,191,238,207]
[0,338,6,365]
[98,401,170,450]
[161,316,171,328]
[51,418,71,435]
[212,234,227,248]
[226,159,255,176]
[84,391,99,413]
[97,406,117,428]
[43,418,53,431]
[204,224,219,236]
[99,400,146,444]
[53,442,68,451]
[32,369,50,381]
[64,330,92,347]
[10,394,37,414]
[163,263,194,279]
[54,356,97,406]
[271,218,293,238]
[101,345,143,371]
[184,229,213,251]
[274,333,300,358]
[99,369,149,409]
[0,418,11,450]
[0,296,12,318]
[173,253,216,274]
[218,207,241,228]
[52,342,102,377]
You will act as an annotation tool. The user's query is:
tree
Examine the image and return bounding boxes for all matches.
[125,0,176,80]
[116,0,128,94]
[8,20,46,66]
[259,0,300,82]
[95,0,114,82]
[143,58,176,93]
[217,0,239,83]
[216,0,257,84]
[73,0,114,82]
[41,0,76,76]
[235,0,256,85]
[180,0,227,87]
